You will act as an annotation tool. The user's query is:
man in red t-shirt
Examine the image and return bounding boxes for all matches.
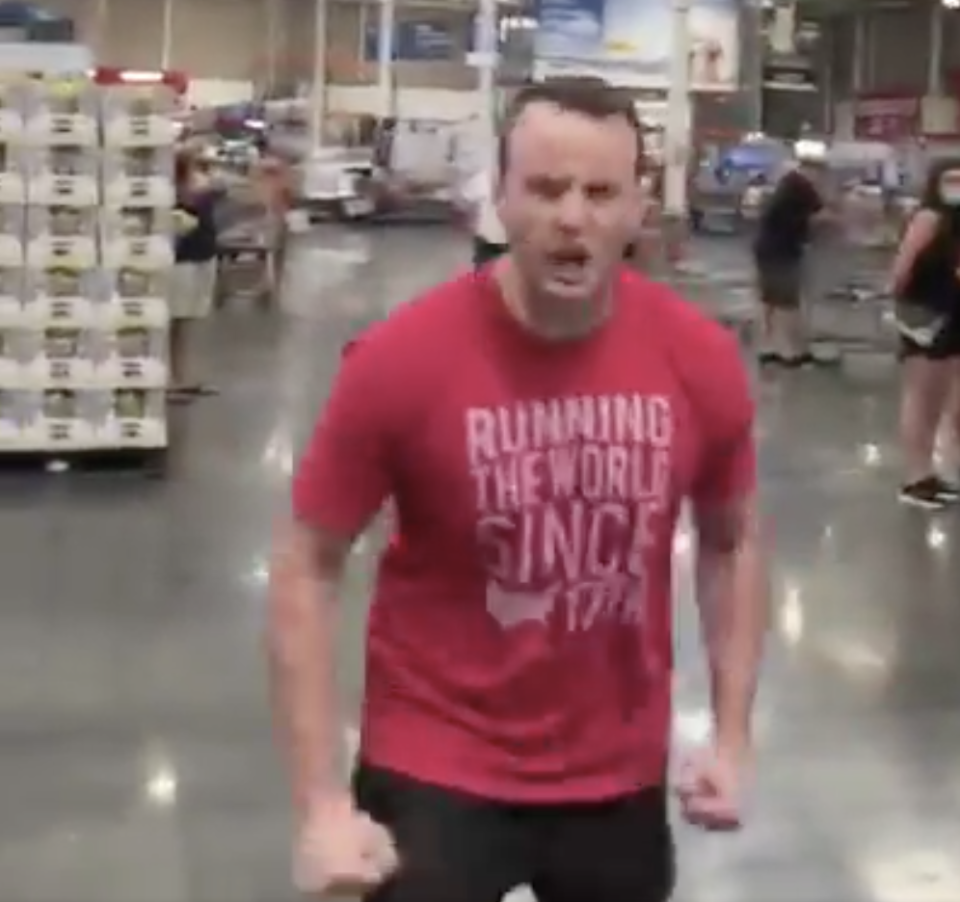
[269,78,768,902]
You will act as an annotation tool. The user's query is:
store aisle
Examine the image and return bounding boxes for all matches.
[1,228,960,902]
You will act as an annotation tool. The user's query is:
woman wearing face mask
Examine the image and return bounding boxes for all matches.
[891,160,960,508]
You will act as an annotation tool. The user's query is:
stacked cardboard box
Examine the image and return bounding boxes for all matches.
[0,73,176,453]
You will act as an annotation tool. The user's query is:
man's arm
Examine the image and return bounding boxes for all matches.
[690,351,769,761]
[266,338,391,818]
[267,521,355,818]
[693,491,768,759]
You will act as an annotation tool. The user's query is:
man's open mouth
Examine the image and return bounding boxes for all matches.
[548,249,590,281]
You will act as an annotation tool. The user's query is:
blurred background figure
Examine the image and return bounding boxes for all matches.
[169,146,219,400]
[752,159,828,367]
[254,152,295,303]
[460,161,507,269]
[890,159,960,509]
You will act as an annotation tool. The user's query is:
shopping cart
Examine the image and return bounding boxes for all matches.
[213,187,280,306]
[665,262,758,342]
[804,234,897,359]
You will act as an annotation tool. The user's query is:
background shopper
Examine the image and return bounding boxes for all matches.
[752,160,826,366]
[254,151,294,303]
[169,148,219,399]
[891,159,960,508]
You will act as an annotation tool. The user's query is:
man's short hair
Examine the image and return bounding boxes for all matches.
[498,78,645,177]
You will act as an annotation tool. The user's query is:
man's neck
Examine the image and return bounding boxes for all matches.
[493,257,613,342]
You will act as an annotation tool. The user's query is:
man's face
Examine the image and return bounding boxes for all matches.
[495,102,642,306]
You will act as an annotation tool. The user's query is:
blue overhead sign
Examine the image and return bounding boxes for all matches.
[533,0,740,92]
[364,18,460,62]
[0,1,57,25]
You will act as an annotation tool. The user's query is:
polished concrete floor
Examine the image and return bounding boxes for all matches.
[2,227,960,902]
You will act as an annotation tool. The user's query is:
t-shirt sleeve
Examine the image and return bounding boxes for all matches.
[292,337,394,538]
[795,174,822,216]
[689,333,757,510]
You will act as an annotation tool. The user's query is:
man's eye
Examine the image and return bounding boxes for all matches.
[529,180,566,199]
[586,185,617,200]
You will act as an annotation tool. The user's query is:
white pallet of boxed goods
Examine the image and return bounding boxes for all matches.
[24,144,99,207]
[0,388,166,451]
[101,205,174,270]
[97,325,168,389]
[100,266,170,329]
[102,146,175,208]
[21,75,98,147]
[0,267,23,325]
[0,70,176,459]
[24,202,97,268]
[0,78,25,143]
[0,166,25,205]
[101,82,178,150]
[20,265,100,327]
[0,80,27,207]
[0,204,24,266]
[0,322,167,391]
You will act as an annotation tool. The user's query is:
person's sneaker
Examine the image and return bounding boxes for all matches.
[780,352,817,368]
[934,477,960,501]
[899,476,949,509]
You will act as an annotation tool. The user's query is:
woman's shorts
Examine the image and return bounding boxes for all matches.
[900,316,960,360]
[169,260,217,320]
[755,256,802,309]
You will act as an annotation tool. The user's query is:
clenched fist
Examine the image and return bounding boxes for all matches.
[294,793,399,895]
[675,745,748,832]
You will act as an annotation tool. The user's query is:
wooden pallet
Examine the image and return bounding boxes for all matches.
[0,446,169,478]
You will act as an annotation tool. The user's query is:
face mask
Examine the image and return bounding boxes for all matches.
[939,170,960,205]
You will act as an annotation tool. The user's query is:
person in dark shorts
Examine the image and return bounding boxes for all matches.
[753,161,824,366]
[890,160,960,508]
[269,78,768,902]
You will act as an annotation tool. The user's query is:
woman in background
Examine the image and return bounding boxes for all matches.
[254,151,294,304]
[891,159,960,508]
[170,147,219,400]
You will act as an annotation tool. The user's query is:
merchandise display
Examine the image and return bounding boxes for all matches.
[0,68,177,458]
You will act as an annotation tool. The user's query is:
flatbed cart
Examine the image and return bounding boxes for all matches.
[663,264,758,342]
[664,258,896,364]
[213,188,281,307]
[802,238,898,362]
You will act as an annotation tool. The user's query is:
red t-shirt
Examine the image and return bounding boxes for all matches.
[293,268,755,803]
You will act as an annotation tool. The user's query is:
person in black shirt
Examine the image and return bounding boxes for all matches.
[753,162,824,366]
[169,148,219,399]
[890,160,960,508]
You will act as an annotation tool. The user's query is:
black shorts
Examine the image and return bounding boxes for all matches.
[900,315,960,360]
[353,763,675,902]
[755,256,802,309]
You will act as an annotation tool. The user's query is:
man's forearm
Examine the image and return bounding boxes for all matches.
[695,512,769,756]
[267,527,344,818]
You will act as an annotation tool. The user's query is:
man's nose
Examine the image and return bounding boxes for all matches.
[555,191,589,231]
